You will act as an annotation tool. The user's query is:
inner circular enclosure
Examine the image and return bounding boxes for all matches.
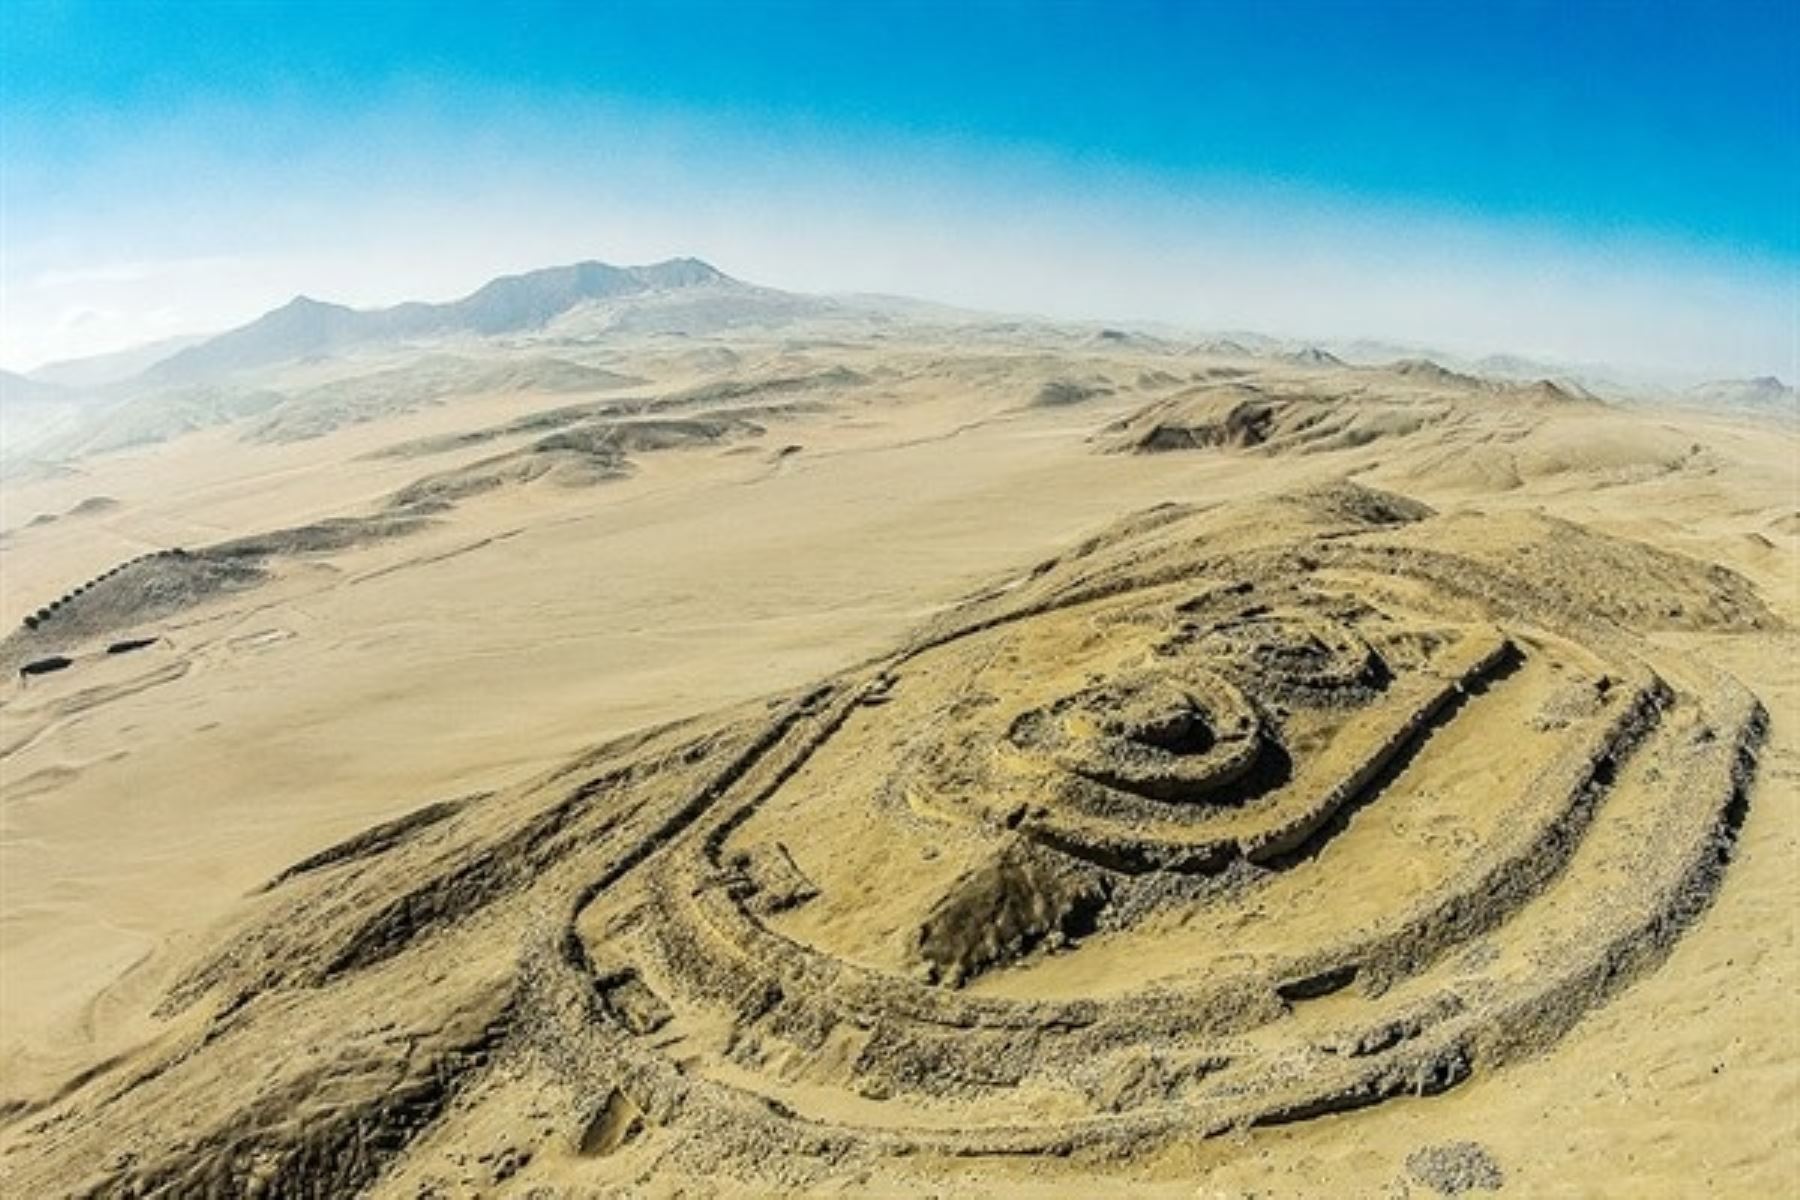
[1010,669,1264,802]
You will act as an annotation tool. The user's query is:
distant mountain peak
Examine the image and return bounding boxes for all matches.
[1684,374,1796,413]
[1284,346,1344,367]
[629,257,728,287]
[270,294,353,318]
[148,257,743,382]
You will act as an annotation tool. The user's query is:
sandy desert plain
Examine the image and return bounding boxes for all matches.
[0,261,1794,1197]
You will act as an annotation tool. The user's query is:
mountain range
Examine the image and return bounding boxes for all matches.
[146,258,739,381]
[1,256,1791,471]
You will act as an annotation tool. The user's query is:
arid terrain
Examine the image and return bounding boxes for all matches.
[0,263,1794,1197]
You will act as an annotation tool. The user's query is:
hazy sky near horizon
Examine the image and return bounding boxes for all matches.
[2,0,1795,379]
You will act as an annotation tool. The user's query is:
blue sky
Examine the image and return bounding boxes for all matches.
[2,0,1795,376]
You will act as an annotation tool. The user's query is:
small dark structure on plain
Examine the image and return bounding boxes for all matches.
[106,637,160,656]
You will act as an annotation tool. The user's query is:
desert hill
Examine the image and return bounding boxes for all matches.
[0,371,96,466]
[0,370,71,408]
[1684,375,1796,417]
[27,335,210,388]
